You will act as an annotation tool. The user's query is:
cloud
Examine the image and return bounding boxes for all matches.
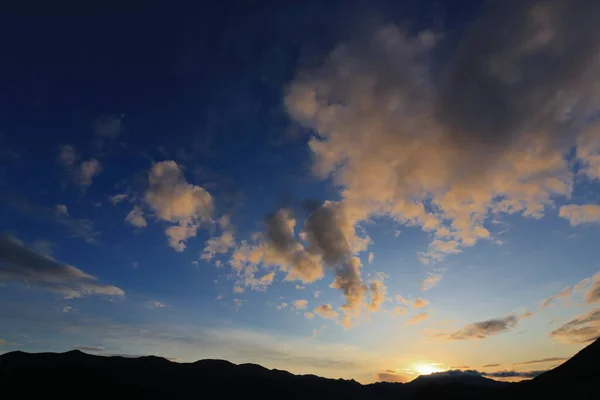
[74,345,104,352]
[201,216,235,261]
[421,273,442,291]
[413,297,430,309]
[483,363,502,368]
[293,299,308,310]
[147,300,166,309]
[540,286,572,309]
[94,115,123,139]
[284,0,600,264]
[276,302,288,310]
[376,371,406,383]
[304,312,315,320]
[125,206,147,228]
[436,314,519,340]
[55,204,68,215]
[396,295,409,304]
[109,194,127,205]
[57,145,102,189]
[32,239,55,256]
[584,273,600,304]
[368,279,386,312]
[314,304,339,320]
[144,161,213,251]
[368,252,375,264]
[559,205,600,226]
[550,308,600,343]
[0,234,124,298]
[405,312,429,325]
[482,370,547,378]
[392,306,407,317]
[515,357,567,366]
[520,311,535,319]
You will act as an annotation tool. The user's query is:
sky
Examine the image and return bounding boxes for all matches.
[1,0,600,384]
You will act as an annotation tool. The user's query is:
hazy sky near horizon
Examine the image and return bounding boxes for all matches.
[1,0,600,384]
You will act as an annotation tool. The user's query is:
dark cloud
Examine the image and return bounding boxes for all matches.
[483,363,502,368]
[550,308,600,343]
[482,370,547,379]
[0,234,124,298]
[376,371,406,383]
[516,357,567,366]
[437,315,519,340]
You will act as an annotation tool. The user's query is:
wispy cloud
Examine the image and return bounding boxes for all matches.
[435,314,521,340]
[550,308,600,343]
[421,273,442,291]
[405,312,429,325]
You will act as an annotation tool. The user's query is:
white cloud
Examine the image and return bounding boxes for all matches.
[125,206,147,227]
[292,299,308,310]
[405,312,429,325]
[147,300,166,309]
[55,204,68,215]
[413,297,430,309]
[559,204,600,226]
[421,273,442,291]
[314,304,339,320]
[0,234,124,298]
[540,287,571,309]
[284,1,600,264]
[110,194,127,205]
[144,161,213,251]
[368,252,375,264]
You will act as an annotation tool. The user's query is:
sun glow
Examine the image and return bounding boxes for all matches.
[414,364,443,375]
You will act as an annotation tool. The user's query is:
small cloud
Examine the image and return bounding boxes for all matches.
[125,206,147,228]
[559,204,600,226]
[314,290,321,299]
[368,280,386,311]
[540,287,571,309]
[147,300,166,309]
[376,371,406,383]
[295,284,306,290]
[392,306,407,317]
[413,297,430,309]
[216,295,224,300]
[405,312,429,325]
[94,115,123,139]
[63,306,73,313]
[515,357,568,366]
[584,273,600,305]
[304,312,315,320]
[109,194,127,205]
[0,338,6,347]
[57,145,102,188]
[293,299,308,310]
[483,363,502,368]
[520,311,535,319]
[233,286,245,294]
[435,314,519,340]
[368,252,375,264]
[394,230,402,237]
[233,298,243,307]
[191,261,200,267]
[132,261,139,268]
[421,273,442,291]
[314,304,339,320]
[55,204,69,215]
[396,295,409,304]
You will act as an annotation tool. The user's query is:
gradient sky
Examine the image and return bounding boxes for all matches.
[1,0,600,384]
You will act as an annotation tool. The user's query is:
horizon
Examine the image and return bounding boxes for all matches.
[1,0,600,385]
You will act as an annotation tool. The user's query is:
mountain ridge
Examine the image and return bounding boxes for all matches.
[1,337,598,399]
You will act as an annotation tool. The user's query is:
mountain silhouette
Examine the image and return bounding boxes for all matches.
[1,338,598,399]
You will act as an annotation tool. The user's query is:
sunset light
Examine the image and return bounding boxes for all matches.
[1,1,600,398]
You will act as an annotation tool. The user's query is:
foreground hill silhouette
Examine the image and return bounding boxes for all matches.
[1,338,598,399]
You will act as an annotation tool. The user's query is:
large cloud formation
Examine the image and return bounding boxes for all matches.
[0,234,124,298]
[284,0,600,263]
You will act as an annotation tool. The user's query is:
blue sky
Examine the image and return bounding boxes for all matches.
[1,0,600,383]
